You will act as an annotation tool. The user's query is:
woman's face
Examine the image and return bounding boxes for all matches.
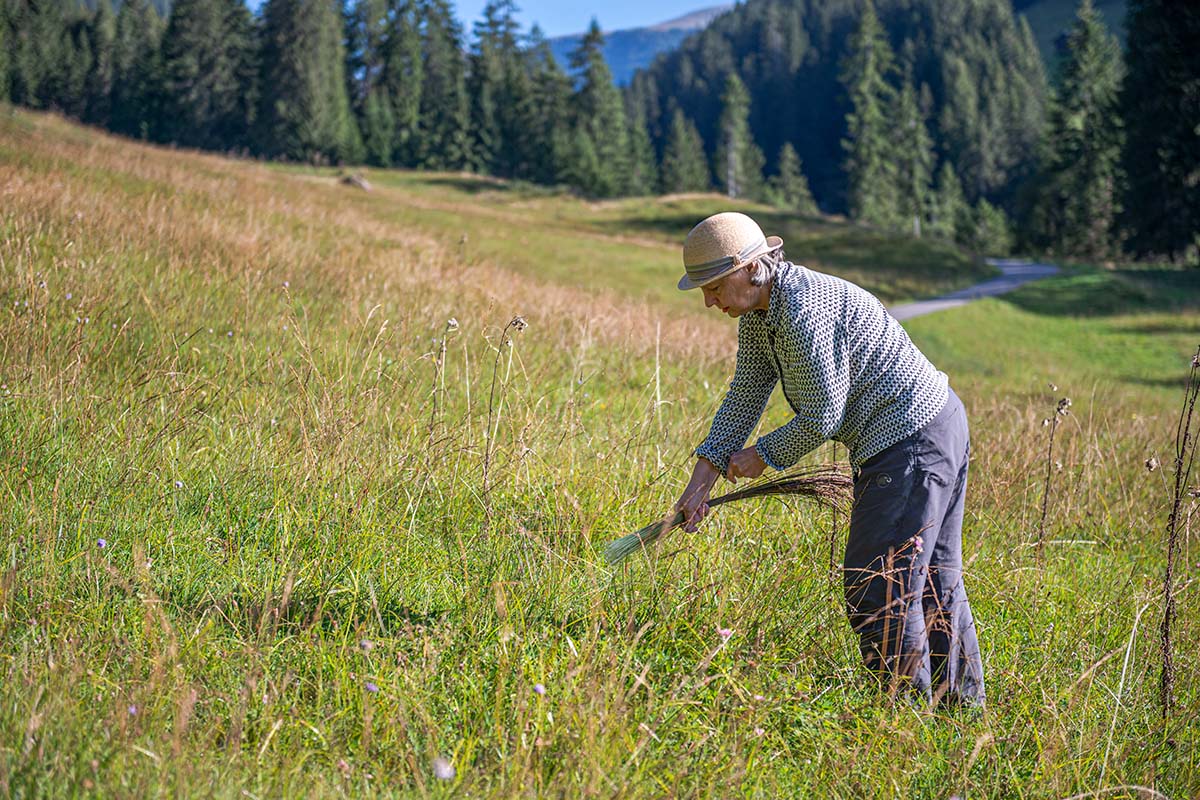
[701,263,762,317]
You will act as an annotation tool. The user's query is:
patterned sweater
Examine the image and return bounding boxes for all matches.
[695,261,949,473]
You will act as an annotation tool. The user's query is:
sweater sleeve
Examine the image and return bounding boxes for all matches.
[695,316,777,475]
[753,317,850,471]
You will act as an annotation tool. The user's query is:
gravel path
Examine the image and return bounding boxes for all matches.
[888,259,1060,322]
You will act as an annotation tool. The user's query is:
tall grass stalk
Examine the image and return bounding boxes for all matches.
[1038,393,1072,553]
[1161,345,1200,716]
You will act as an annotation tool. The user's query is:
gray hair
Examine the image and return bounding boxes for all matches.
[749,248,786,286]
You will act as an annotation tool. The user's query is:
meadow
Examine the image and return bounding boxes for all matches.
[1,108,1198,798]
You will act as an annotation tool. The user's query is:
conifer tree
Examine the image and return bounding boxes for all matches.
[417,0,471,170]
[60,15,94,119]
[1026,0,1123,260]
[380,1,422,166]
[894,72,934,237]
[966,198,1013,255]
[713,72,764,199]
[7,0,71,109]
[361,85,395,165]
[0,19,8,104]
[840,0,900,229]
[524,24,572,185]
[626,108,658,196]
[258,0,362,163]
[469,1,529,177]
[929,161,967,242]
[83,0,116,126]
[344,0,387,110]
[1120,0,1200,261]
[767,142,816,213]
[162,0,257,150]
[565,19,630,197]
[660,108,710,193]
[111,0,163,139]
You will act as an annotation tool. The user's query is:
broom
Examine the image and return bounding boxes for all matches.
[605,465,854,565]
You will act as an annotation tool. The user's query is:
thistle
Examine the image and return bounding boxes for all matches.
[605,465,853,565]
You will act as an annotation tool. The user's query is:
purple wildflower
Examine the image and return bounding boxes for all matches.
[97,538,107,549]
[533,683,546,696]
[364,681,379,693]
[718,628,733,640]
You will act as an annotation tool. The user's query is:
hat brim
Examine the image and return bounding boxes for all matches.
[677,235,783,291]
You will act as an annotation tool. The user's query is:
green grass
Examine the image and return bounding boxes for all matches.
[289,165,993,311]
[1,110,1198,798]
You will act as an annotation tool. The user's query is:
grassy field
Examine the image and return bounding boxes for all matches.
[1,109,1198,798]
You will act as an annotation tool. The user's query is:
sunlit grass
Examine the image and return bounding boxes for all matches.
[1,110,1197,798]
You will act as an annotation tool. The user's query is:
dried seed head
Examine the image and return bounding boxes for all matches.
[1146,457,1160,473]
[1056,397,1072,416]
[1041,419,1050,427]
[432,757,456,781]
[446,317,459,332]
[1048,382,1058,392]
[510,315,527,332]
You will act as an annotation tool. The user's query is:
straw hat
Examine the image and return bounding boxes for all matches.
[678,212,784,291]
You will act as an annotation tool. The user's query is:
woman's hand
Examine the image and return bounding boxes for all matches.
[675,458,718,533]
[726,446,767,483]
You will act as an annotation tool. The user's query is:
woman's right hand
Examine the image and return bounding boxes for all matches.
[675,458,719,533]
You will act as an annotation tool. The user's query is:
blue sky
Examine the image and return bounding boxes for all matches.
[457,1,710,37]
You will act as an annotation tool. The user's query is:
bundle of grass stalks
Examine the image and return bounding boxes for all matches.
[605,465,854,565]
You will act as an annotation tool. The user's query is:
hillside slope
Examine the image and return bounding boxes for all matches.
[2,110,1197,798]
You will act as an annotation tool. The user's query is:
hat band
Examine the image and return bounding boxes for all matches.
[684,238,768,285]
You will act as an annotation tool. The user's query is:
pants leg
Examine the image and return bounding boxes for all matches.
[844,388,985,707]
[925,425,986,706]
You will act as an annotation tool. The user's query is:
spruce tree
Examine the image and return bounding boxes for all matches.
[966,198,1013,255]
[767,142,816,213]
[1120,0,1200,261]
[83,0,116,126]
[258,0,362,163]
[361,85,395,166]
[894,72,934,237]
[626,108,658,196]
[344,0,387,110]
[469,1,529,177]
[524,24,572,185]
[111,0,163,139]
[1026,0,1123,261]
[713,72,764,200]
[840,0,900,229]
[417,0,471,170]
[0,18,8,104]
[661,109,710,193]
[380,1,422,166]
[567,19,630,197]
[929,161,966,242]
[162,0,257,150]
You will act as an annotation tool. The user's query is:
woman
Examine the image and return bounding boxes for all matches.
[674,211,985,708]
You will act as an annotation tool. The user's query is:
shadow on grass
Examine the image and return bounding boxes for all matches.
[419,174,515,194]
[1000,268,1200,317]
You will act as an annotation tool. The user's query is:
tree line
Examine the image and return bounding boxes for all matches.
[0,0,1195,263]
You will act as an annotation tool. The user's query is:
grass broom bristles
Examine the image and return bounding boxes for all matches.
[605,465,854,565]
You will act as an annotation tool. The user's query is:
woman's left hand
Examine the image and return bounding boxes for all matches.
[726,446,767,483]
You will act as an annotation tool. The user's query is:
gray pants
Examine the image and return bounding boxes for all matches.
[845,387,985,707]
